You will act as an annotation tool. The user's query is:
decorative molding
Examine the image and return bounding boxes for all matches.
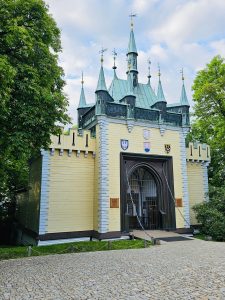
[98,118,109,233]
[39,150,50,235]
[84,150,88,158]
[59,149,63,156]
[202,162,209,202]
[50,148,55,156]
[76,150,80,157]
[159,126,166,136]
[127,121,134,133]
[92,152,96,158]
[179,129,190,228]
[68,149,72,157]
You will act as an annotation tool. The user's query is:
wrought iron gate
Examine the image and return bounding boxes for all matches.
[126,167,159,230]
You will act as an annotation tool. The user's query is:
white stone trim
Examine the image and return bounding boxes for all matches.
[202,162,209,201]
[179,128,190,228]
[39,150,51,234]
[98,118,109,233]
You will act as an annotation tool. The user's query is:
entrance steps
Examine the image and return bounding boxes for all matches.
[131,230,194,243]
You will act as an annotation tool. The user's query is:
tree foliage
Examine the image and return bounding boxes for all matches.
[0,0,69,225]
[193,187,225,241]
[188,55,225,187]
[189,56,225,241]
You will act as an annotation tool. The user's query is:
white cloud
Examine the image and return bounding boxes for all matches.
[45,0,225,123]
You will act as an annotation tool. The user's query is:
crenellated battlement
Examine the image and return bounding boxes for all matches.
[186,142,210,162]
[49,128,96,157]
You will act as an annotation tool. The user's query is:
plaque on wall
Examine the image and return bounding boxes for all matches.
[175,198,183,207]
[110,198,119,208]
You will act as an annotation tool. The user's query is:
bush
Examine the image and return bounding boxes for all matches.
[193,186,225,241]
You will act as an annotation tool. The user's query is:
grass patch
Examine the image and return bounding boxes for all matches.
[193,234,206,240]
[0,239,152,261]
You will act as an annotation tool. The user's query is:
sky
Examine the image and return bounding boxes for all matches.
[45,0,225,123]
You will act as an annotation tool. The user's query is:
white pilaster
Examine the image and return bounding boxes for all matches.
[39,150,50,234]
[98,118,109,233]
[179,128,190,228]
[202,162,209,201]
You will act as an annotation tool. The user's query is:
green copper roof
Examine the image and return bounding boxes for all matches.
[96,66,107,91]
[78,86,87,108]
[127,28,137,54]
[109,77,158,108]
[180,83,189,106]
[157,80,166,102]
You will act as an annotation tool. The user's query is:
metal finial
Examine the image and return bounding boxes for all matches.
[99,47,107,65]
[129,13,137,28]
[112,48,117,69]
[81,71,84,86]
[158,63,161,79]
[147,59,151,79]
[180,68,184,82]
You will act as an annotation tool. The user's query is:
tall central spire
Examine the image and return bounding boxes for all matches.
[127,14,138,87]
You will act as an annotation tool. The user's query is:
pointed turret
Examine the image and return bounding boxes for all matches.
[157,65,166,102]
[96,48,108,92]
[126,14,138,87]
[78,72,87,108]
[128,27,137,54]
[180,70,189,106]
[96,66,107,92]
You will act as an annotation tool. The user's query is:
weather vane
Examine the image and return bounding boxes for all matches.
[180,68,184,81]
[129,13,137,28]
[112,48,117,69]
[99,47,107,65]
[81,71,84,86]
[148,59,151,79]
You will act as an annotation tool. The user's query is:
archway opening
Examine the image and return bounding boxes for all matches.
[126,166,160,230]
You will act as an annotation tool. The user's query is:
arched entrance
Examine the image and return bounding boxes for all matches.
[120,153,176,232]
[126,166,160,230]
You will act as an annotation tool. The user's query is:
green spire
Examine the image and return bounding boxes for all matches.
[180,82,189,105]
[127,28,137,54]
[180,69,189,106]
[96,66,107,91]
[78,72,87,108]
[157,65,166,102]
[96,48,107,92]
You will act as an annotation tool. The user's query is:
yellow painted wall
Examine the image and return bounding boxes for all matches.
[16,157,41,233]
[107,123,185,231]
[187,162,204,225]
[47,150,95,233]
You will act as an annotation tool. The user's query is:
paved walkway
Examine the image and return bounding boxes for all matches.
[0,239,225,299]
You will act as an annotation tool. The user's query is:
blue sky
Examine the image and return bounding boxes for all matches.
[46,0,225,123]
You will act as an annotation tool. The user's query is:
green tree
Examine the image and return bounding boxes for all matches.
[0,0,70,231]
[189,56,225,241]
[190,55,225,187]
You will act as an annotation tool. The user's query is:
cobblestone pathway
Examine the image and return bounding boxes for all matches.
[0,239,225,300]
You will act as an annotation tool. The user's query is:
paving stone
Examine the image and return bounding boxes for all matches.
[0,239,225,299]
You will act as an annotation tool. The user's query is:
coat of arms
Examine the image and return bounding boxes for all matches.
[143,129,150,140]
[144,142,150,153]
[165,144,171,154]
[121,139,129,150]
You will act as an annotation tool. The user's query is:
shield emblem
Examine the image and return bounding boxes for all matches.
[143,129,150,140]
[144,142,150,152]
[165,144,171,154]
[121,139,129,150]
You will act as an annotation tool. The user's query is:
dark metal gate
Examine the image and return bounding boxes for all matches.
[126,167,159,230]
